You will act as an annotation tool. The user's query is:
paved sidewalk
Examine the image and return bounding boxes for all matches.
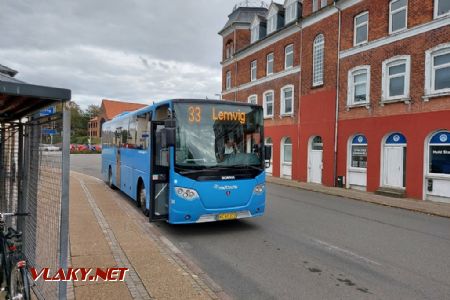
[267,176,450,218]
[69,172,226,300]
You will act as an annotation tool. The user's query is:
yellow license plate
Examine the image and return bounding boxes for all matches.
[217,212,237,221]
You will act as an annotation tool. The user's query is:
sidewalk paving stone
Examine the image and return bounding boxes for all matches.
[70,172,221,299]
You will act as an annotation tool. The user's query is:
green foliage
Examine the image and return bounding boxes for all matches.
[69,101,102,144]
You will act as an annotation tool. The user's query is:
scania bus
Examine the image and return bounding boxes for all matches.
[101,99,271,224]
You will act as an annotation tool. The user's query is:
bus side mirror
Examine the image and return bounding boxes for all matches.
[161,128,176,148]
[264,145,272,161]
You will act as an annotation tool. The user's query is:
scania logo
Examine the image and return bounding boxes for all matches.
[213,184,238,190]
[222,176,235,180]
[226,191,231,196]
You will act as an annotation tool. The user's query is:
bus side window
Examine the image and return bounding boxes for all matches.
[137,113,150,150]
[128,117,138,149]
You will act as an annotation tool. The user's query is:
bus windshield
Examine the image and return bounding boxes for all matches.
[173,102,264,171]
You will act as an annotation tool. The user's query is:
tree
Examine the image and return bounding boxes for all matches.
[85,104,101,119]
[69,101,89,140]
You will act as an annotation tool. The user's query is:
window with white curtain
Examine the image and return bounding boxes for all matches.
[263,91,274,118]
[390,0,408,34]
[251,60,257,82]
[267,53,274,75]
[313,34,325,86]
[281,85,294,115]
[285,44,294,69]
[347,66,370,106]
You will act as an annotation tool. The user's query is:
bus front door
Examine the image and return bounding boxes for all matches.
[149,121,169,221]
[116,147,121,188]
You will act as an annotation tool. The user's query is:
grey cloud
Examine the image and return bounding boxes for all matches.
[0,0,251,108]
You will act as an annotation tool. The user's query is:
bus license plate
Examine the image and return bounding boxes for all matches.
[217,212,237,221]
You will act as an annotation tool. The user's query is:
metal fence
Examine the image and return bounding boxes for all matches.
[0,103,70,299]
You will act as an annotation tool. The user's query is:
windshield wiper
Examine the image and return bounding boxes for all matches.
[230,165,264,171]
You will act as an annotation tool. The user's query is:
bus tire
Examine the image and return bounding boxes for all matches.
[137,180,149,216]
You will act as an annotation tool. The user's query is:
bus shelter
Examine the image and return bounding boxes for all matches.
[0,76,71,299]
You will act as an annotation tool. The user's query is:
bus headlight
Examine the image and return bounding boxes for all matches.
[253,184,265,195]
[175,187,199,201]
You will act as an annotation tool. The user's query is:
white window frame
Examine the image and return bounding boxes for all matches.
[226,71,231,90]
[434,0,450,19]
[313,0,319,12]
[354,11,369,46]
[251,60,257,82]
[347,65,371,106]
[263,90,274,118]
[389,0,408,34]
[248,94,258,105]
[267,52,274,76]
[425,43,450,96]
[284,0,298,24]
[313,34,325,87]
[251,25,259,43]
[382,55,411,102]
[267,13,277,34]
[281,85,294,116]
[285,44,294,70]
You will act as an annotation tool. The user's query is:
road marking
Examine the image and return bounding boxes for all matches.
[311,238,382,266]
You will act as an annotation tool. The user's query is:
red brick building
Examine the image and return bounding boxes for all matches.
[220,0,450,203]
[88,99,147,138]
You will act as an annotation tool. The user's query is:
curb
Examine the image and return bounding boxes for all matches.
[266,176,450,219]
[71,171,231,300]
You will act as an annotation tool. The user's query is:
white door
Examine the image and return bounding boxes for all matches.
[309,150,323,184]
[281,138,292,179]
[383,146,404,188]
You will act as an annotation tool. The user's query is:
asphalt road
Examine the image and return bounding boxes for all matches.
[71,154,450,300]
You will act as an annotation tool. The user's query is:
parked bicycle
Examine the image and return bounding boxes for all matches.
[0,212,31,300]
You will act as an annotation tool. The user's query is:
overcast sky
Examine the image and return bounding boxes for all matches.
[0,0,267,108]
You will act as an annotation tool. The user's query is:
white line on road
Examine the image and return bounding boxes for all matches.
[311,238,382,266]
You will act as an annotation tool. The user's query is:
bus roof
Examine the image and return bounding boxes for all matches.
[103,99,260,125]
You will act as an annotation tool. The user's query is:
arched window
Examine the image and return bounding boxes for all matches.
[350,135,368,169]
[263,90,274,118]
[428,131,450,175]
[389,0,408,34]
[348,66,371,106]
[281,85,294,115]
[313,34,325,86]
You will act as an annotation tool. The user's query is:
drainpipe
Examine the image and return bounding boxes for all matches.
[297,20,303,179]
[234,28,238,102]
[333,1,342,187]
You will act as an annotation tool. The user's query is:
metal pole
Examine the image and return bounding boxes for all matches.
[17,122,24,232]
[58,102,70,299]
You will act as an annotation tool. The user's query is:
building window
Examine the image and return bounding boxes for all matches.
[435,0,450,18]
[263,90,274,118]
[425,43,450,96]
[285,0,298,24]
[354,12,369,46]
[390,0,408,34]
[281,85,294,115]
[350,135,368,169]
[267,14,277,34]
[248,95,258,105]
[382,56,411,101]
[226,71,231,90]
[285,44,294,69]
[251,25,259,43]
[267,53,274,75]
[313,34,325,86]
[347,66,370,106]
[251,60,257,82]
[313,0,327,12]
[428,131,450,175]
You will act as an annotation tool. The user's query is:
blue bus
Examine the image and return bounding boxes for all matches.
[101,99,271,224]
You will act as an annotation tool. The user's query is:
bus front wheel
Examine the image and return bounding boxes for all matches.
[137,181,149,216]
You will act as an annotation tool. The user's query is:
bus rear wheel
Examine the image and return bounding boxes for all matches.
[137,181,149,216]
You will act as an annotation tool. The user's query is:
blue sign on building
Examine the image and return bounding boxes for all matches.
[42,129,57,135]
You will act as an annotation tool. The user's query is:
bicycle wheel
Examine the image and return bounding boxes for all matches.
[9,264,30,300]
